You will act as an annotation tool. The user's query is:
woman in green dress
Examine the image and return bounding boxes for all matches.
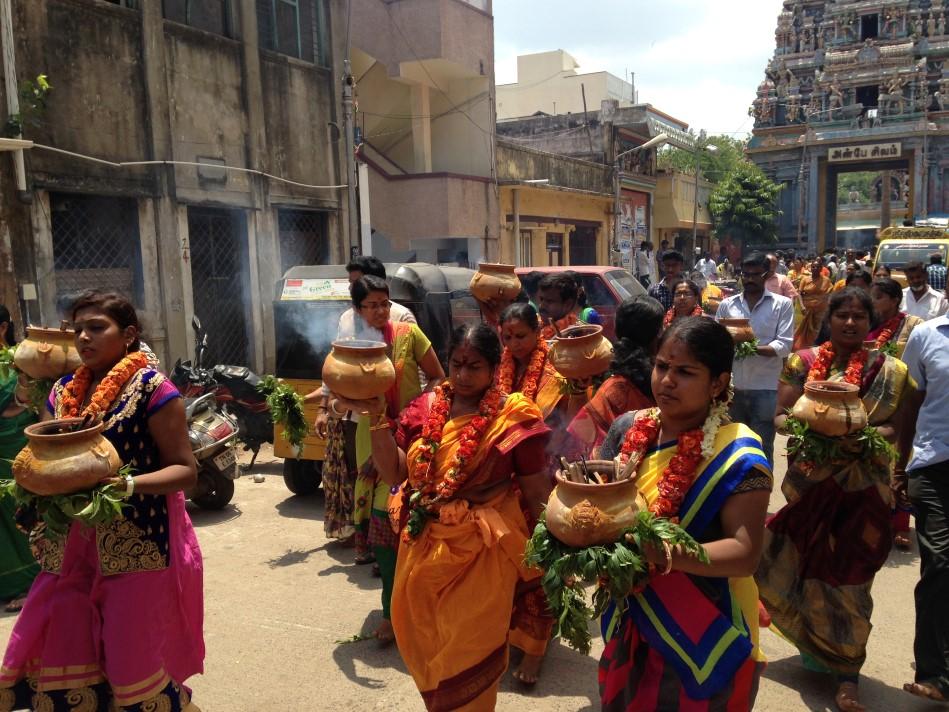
[0,305,39,612]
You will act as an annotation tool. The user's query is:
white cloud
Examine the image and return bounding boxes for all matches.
[493,0,785,136]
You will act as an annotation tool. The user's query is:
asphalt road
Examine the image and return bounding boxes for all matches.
[0,439,939,711]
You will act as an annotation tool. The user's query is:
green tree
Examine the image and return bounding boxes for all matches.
[657,135,746,184]
[709,161,783,244]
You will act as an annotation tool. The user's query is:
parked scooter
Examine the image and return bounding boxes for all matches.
[171,317,274,467]
[185,392,240,509]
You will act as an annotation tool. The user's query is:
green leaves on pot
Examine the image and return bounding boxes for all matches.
[734,339,760,361]
[524,511,707,654]
[258,376,308,450]
[784,414,896,468]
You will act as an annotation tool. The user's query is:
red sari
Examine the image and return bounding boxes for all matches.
[567,375,654,456]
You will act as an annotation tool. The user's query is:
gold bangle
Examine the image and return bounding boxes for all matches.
[660,541,674,576]
[370,417,390,432]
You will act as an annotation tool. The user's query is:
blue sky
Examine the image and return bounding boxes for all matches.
[493,0,786,137]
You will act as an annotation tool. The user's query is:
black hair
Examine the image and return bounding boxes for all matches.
[448,322,502,368]
[872,277,903,301]
[670,278,702,300]
[612,296,664,396]
[658,317,734,383]
[70,290,142,351]
[537,273,578,302]
[661,250,684,264]
[845,269,873,288]
[345,255,386,280]
[904,260,926,274]
[742,252,770,271]
[564,271,589,308]
[0,304,14,346]
[350,275,389,308]
[931,252,944,265]
[873,264,891,276]
[827,286,875,323]
[498,302,539,330]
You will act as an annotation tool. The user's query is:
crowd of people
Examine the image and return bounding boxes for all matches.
[0,242,947,710]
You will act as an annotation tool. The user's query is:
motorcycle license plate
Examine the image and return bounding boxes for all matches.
[212,448,237,475]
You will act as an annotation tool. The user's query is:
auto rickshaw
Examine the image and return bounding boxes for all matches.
[272,262,480,494]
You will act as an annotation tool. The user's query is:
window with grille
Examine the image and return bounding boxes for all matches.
[50,194,144,309]
[257,0,321,63]
[163,0,233,37]
[278,209,327,275]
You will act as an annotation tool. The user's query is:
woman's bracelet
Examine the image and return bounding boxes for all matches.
[369,415,391,432]
[329,400,346,417]
[123,475,135,499]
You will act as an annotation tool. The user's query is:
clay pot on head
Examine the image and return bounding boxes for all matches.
[546,466,648,547]
[718,318,756,344]
[549,324,614,380]
[790,380,868,437]
[13,325,82,380]
[13,419,123,496]
[469,263,521,306]
[322,340,396,401]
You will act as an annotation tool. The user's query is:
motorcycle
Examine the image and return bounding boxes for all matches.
[171,317,274,467]
[185,392,240,510]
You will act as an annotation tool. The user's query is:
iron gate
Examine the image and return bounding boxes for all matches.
[187,207,250,366]
[278,209,327,275]
[50,193,144,312]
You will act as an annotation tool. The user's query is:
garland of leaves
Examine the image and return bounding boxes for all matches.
[784,414,896,475]
[734,339,760,360]
[0,463,133,540]
[257,376,308,450]
[524,511,707,654]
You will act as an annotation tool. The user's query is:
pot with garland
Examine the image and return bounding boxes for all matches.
[548,324,614,380]
[525,403,733,654]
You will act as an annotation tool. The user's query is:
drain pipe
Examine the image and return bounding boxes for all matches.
[0,0,28,198]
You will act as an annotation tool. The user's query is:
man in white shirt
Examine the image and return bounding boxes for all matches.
[903,261,949,321]
[715,252,795,465]
[635,241,656,289]
[696,251,719,282]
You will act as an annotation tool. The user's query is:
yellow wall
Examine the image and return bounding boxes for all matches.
[499,186,613,266]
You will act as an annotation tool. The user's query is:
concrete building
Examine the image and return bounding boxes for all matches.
[748,0,949,253]
[350,0,498,265]
[653,170,714,255]
[0,0,351,373]
[495,101,697,268]
[496,50,636,120]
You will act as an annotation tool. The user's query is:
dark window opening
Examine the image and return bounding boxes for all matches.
[104,0,140,8]
[257,0,318,62]
[278,209,327,276]
[856,85,879,110]
[163,0,232,37]
[861,14,879,41]
[546,233,563,266]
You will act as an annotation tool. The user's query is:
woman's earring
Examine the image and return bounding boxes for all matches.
[125,342,130,355]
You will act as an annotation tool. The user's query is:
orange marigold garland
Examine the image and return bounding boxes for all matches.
[806,341,867,387]
[60,351,149,420]
[662,305,704,329]
[497,336,548,400]
[872,314,904,356]
[404,381,502,540]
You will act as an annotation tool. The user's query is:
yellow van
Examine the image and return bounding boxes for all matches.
[874,227,949,286]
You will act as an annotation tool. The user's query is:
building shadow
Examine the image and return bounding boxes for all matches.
[274,494,325,522]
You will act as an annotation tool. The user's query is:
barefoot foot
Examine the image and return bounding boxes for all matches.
[375,619,395,646]
[512,653,544,686]
[835,681,865,712]
[903,681,947,701]
[894,534,912,550]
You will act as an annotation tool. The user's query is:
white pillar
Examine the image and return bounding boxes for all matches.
[410,83,433,173]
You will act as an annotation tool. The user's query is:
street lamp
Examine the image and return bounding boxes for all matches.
[613,133,670,268]
[691,131,717,265]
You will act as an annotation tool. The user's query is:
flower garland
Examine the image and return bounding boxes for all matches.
[60,351,149,420]
[662,305,704,328]
[619,397,728,522]
[497,336,548,401]
[806,341,867,387]
[872,313,904,352]
[404,381,502,540]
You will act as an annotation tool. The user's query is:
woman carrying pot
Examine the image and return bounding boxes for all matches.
[334,323,550,710]
[0,306,39,613]
[0,291,203,710]
[331,275,444,643]
[757,287,913,712]
[662,279,706,330]
[794,257,834,350]
[567,295,663,457]
[597,317,772,711]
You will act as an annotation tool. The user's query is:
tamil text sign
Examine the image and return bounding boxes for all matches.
[828,143,901,163]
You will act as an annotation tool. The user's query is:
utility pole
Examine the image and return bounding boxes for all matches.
[342,0,359,259]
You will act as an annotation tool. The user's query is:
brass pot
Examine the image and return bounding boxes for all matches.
[790,380,868,437]
[469,263,521,306]
[546,465,648,547]
[321,340,396,401]
[719,318,756,343]
[549,324,614,380]
[13,325,82,380]
[13,418,123,496]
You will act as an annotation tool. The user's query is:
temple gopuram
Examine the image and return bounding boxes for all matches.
[748,0,949,252]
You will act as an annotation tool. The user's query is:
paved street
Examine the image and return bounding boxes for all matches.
[0,440,934,711]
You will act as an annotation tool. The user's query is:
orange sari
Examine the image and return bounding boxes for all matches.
[794,273,833,351]
[391,394,548,711]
